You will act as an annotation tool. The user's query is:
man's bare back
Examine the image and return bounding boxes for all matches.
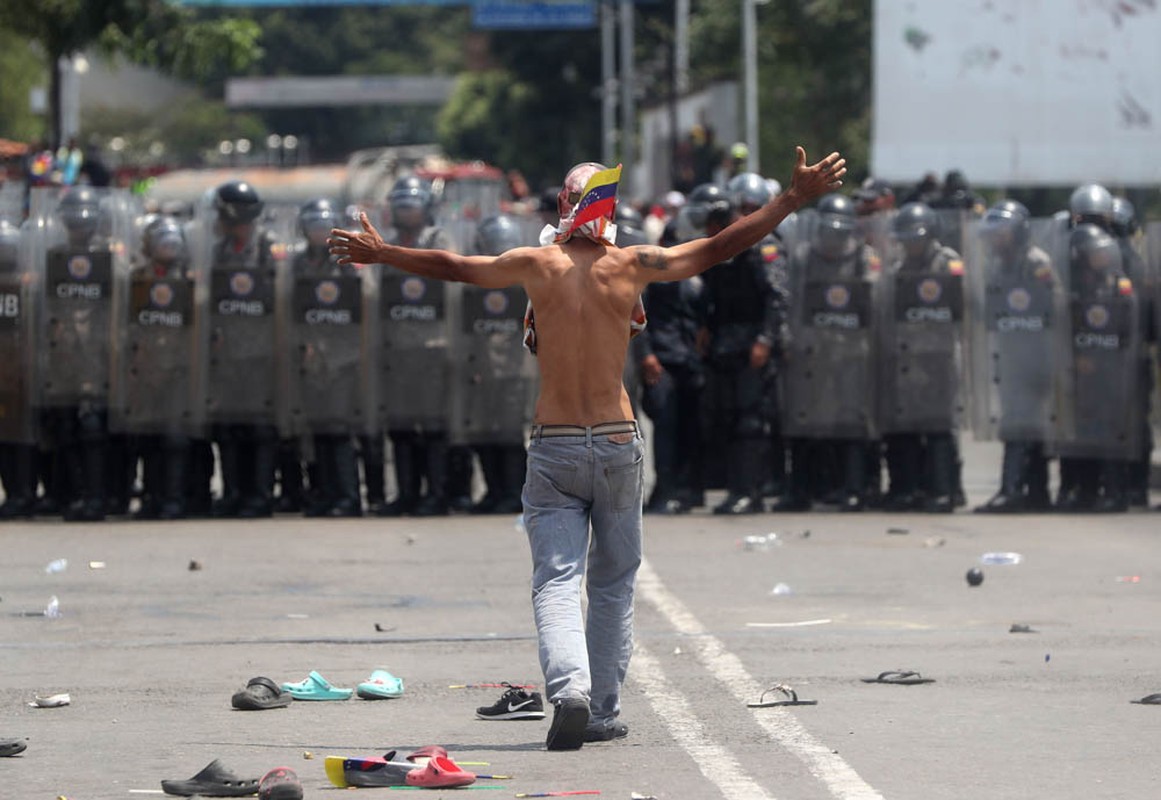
[327,146,847,426]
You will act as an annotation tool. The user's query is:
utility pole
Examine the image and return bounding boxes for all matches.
[742,0,768,174]
[601,0,617,167]
[619,0,635,197]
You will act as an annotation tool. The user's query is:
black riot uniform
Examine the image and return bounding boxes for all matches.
[879,203,964,513]
[0,220,37,519]
[292,199,363,518]
[208,181,282,518]
[695,183,787,515]
[974,201,1058,513]
[366,176,461,516]
[1111,196,1154,508]
[129,216,195,520]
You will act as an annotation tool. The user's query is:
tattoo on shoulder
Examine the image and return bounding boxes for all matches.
[636,246,669,271]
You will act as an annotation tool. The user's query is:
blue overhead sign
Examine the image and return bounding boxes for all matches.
[176,1,463,5]
[472,1,596,29]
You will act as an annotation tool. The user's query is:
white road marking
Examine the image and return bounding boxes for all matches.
[637,558,884,800]
[746,618,833,628]
[631,642,778,800]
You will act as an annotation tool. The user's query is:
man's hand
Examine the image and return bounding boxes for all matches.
[787,147,846,205]
[640,354,665,387]
[750,340,771,370]
[328,212,386,265]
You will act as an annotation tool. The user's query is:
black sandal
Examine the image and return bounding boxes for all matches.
[1130,693,1161,705]
[747,684,818,707]
[231,676,292,711]
[161,759,260,796]
[860,670,935,685]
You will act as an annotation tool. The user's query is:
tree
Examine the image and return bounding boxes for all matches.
[0,28,46,143]
[0,0,262,148]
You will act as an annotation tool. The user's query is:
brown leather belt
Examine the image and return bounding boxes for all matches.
[531,420,638,439]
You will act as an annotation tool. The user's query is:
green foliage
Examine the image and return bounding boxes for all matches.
[84,99,266,166]
[437,70,536,172]
[0,28,46,143]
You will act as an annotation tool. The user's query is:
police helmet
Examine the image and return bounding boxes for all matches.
[214,180,263,224]
[812,193,858,258]
[298,198,338,243]
[727,172,772,213]
[892,202,939,242]
[1070,222,1120,273]
[1111,196,1138,238]
[684,183,733,231]
[58,186,103,240]
[389,175,434,213]
[615,203,644,230]
[142,215,186,265]
[476,215,524,256]
[980,199,1031,251]
[1068,183,1114,228]
[0,219,20,270]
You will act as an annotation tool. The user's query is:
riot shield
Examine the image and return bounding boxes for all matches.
[449,285,538,445]
[200,221,284,425]
[283,261,368,436]
[780,252,876,439]
[30,186,133,410]
[0,222,39,444]
[878,266,965,433]
[376,266,455,432]
[1147,221,1161,431]
[966,217,1063,442]
[1051,229,1142,460]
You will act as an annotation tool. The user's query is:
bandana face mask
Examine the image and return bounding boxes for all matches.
[538,162,622,247]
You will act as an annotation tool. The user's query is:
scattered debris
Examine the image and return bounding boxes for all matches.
[966,568,984,587]
[1009,623,1038,634]
[29,693,70,708]
[88,561,106,570]
[188,559,203,572]
[886,527,909,535]
[44,558,68,574]
[769,583,793,597]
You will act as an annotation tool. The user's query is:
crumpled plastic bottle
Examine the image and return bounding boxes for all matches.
[741,533,781,552]
[44,558,68,574]
[980,552,1023,565]
[44,596,61,619]
[770,582,794,596]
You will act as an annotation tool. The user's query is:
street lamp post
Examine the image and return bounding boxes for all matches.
[742,0,769,174]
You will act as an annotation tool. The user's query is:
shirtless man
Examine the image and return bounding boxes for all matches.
[329,146,845,751]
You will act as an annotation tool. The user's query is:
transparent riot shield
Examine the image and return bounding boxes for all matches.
[967,218,1063,442]
[0,221,39,444]
[449,285,538,445]
[878,265,965,433]
[282,256,368,437]
[376,266,456,432]
[30,186,133,410]
[780,242,876,440]
[1051,230,1142,460]
[1147,221,1161,431]
[198,210,285,426]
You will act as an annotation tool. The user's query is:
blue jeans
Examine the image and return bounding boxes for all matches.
[521,426,645,728]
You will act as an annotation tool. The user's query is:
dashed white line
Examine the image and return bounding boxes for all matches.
[636,558,884,800]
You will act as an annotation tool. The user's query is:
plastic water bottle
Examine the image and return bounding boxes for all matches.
[44,558,68,574]
[44,596,61,619]
[741,534,779,552]
[980,552,1023,565]
[770,582,794,596]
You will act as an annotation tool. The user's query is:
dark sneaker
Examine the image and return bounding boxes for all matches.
[475,684,546,720]
[584,720,629,743]
[545,698,590,751]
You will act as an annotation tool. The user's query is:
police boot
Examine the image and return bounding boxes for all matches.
[274,440,303,513]
[185,440,215,518]
[381,436,417,516]
[105,435,132,517]
[240,438,276,518]
[0,445,37,519]
[159,445,189,521]
[1056,459,1098,512]
[73,441,107,522]
[414,438,450,517]
[1094,460,1129,514]
[839,441,867,512]
[922,434,956,514]
[1126,454,1151,507]
[212,441,244,518]
[976,443,1028,513]
[35,449,63,517]
[493,445,527,514]
[446,445,475,514]
[134,447,163,520]
[770,439,812,512]
[882,435,921,511]
[714,440,764,515]
[303,438,335,517]
[327,437,363,518]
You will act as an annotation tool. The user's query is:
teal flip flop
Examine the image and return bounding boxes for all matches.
[357,669,405,700]
[281,671,353,701]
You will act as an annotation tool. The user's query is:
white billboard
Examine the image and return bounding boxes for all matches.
[872,0,1161,187]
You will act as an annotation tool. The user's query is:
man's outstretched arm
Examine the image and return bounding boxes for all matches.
[631,147,845,284]
[328,212,527,289]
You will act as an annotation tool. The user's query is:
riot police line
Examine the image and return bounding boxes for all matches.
[630,176,1159,515]
[0,177,538,521]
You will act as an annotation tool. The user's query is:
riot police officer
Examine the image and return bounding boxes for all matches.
[288,199,364,517]
[206,180,282,518]
[370,175,462,516]
[774,193,880,512]
[973,200,1058,513]
[694,183,786,515]
[878,203,965,513]
[0,219,37,519]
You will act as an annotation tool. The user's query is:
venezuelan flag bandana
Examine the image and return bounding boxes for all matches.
[538,164,623,247]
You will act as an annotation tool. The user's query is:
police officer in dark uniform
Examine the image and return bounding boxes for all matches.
[0,220,37,519]
[207,180,282,518]
[695,183,787,514]
[291,199,363,518]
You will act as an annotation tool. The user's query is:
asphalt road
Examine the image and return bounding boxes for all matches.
[2,440,1160,800]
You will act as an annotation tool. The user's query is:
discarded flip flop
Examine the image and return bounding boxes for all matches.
[860,670,935,685]
[280,670,352,701]
[747,683,818,708]
[0,738,28,757]
[404,755,476,788]
[1130,693,1161,705]
[406,745,449,765]
[29,693,71,708]
[325,752,417,788]
[232,677,292,711]
[356,668,404,700]
[258,766,303,800]
[160,758,259,796]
